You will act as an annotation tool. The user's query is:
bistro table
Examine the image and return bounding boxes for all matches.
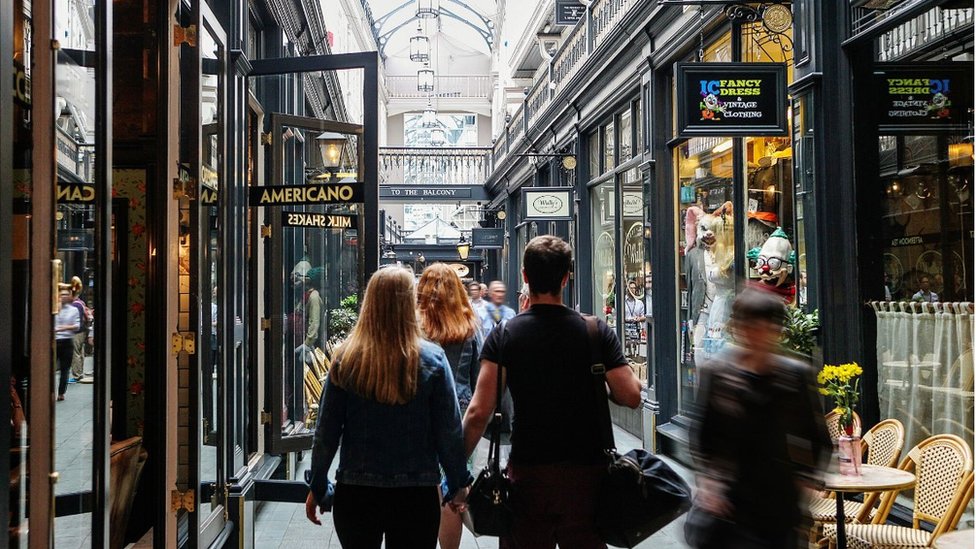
[823,464,916,549]
[934,529,975,549]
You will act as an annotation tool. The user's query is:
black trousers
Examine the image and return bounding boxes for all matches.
[56,338,74,396]
[332,484,440,549]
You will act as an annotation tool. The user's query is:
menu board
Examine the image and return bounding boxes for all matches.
[874,63,973,134]
[676,63,788,137]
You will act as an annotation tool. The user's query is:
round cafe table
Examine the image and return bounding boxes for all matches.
[823,464,916,549]
[934,530,975,549]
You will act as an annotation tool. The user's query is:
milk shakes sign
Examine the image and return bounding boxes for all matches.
[522,187,574,221]
[283,212,357,229]
[874,63,973,134]
[677,63,788,137]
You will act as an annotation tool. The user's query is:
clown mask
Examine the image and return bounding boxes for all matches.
[749,228,795,288]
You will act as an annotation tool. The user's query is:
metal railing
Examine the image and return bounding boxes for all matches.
[379,146,493,185]
[875,6,973,61]
[386,75,493,99]
[489,0,641,172]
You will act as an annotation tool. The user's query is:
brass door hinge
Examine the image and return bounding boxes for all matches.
[260,224,271,239]
[260,318,271,331]
[171,489,195,512]
[260,132,273,146]
[173,24,197,47]
[171,332,196,355]
[260,410,272,425]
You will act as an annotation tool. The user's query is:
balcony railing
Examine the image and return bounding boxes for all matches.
[379,147,493,185]
[489,0,641,172]
[386,75,492,100]
[875,6,973,61]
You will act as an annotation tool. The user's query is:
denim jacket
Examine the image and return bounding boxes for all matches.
[307,340,472,505]
[440,332,482,410]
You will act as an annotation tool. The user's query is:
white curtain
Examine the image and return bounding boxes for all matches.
[873,301,974,450]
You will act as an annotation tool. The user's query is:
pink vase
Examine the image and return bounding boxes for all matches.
[838,434,862,476]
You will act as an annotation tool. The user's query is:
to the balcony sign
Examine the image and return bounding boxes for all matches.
[676,63,788,137]
[873,62,973,134]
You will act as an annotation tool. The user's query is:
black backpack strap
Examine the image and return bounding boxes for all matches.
[488,319,508,474]
[583,315,616,455]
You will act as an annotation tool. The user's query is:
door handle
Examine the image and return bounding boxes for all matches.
[51,259,63,314]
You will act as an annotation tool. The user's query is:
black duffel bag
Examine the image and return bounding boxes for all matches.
[584,316,692,548]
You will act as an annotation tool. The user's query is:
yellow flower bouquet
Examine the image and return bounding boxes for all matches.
[818,362,862,435]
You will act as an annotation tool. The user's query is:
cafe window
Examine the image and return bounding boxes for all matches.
[591,182,616,325]
[589,130,601,178]
[604,121,615,173]
[619,168,647,383]
[619,109,633,164]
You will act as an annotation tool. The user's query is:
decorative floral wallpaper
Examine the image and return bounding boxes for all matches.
[113,169,148,436]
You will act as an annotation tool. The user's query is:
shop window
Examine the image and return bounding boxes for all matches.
[792,95,815,308]
[619,169,647,383]
[875,133,974,453]
[588,131,601,179]
[635,98,644,155]
[675,137,734,413]
[741,21,794,81]
[591,183,616,324]
[604,122,615,173]
[619,110,632,164]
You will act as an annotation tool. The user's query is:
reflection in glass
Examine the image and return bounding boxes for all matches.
[591,182,615,326]
[675,138,734,413]
[620,169,645,382]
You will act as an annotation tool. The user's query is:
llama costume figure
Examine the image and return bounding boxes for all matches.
[684,201,734,363]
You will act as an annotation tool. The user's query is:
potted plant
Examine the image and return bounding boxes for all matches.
[781,307,819,357]
[818,362,863,476]
[328,294,359,343]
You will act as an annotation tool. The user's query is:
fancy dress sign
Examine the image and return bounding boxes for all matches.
[873,63,973,134]
[676,63,788,137]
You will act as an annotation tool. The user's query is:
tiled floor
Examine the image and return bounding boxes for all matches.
[252,426,694,548]
[53,366,96,549]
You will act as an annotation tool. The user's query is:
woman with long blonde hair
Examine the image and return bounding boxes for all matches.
[305,266,471,548]
[416,264,482,549]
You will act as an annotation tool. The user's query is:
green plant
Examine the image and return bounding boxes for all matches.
[328,294,360,341]
[781,307,819,356]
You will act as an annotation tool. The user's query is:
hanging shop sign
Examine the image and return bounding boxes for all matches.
[283,211,357,229]
[522,187,574,221]
[57,183,96,203]
[676,63,788,137]
[471,227,505,249]
[200,186,218,205]
[873,62,974,134]
[555,0,586,26]
[379,185,488,201]
[248,183,364,206]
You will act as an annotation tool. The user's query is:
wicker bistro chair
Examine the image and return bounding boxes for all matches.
[823,434,975,549]
[810,419,906,526]
[826,409,864,441]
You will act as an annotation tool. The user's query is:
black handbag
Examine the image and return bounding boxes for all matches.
[683,505,733,549]
[464,337,512,536]
[584,316,693,548]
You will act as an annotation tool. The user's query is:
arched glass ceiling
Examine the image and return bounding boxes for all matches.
[367,0,497,60]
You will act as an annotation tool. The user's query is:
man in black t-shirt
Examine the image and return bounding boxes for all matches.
[463,235,641,549]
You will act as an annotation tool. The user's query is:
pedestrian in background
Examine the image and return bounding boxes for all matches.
[479,280,515,340]
[54,286,81,401]
[417,264,483,549]
[687,288,829,549]
[463,235,642,548]
[68,276,90,383]
[305,266,471,549]
[468,280,486,317]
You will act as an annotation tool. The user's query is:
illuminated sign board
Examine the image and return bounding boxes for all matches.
[248,183,364,206]
[676,63,788,137]
[874,62,973,134]
[282,211,357,229]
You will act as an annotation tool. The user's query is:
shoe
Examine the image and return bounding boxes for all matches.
[79,376,94,384]
[67,378,78,384]
[57,395,65,401]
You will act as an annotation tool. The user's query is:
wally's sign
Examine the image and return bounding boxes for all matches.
[874,63,973,134]
[677,63,788,137]
[522,187,574,221]
[249,183,364,206]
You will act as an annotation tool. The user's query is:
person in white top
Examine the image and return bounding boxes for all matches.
[54,287,81,400]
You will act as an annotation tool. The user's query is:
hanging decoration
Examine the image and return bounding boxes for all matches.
[416,0,439,19]
[409,21,430,62]
[417,64,435,92]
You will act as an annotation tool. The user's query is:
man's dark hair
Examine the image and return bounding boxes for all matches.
[522,235,573,296]
[731,287,787,327]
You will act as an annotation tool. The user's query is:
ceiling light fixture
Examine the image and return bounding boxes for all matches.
[416,0,439,19]
[409,22,430,62]
[417,64,435,92]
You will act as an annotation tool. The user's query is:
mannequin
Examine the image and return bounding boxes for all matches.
[747,227,796,304]
[684,201,734,363]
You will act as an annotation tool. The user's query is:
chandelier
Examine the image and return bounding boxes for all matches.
[409,22,430,63]
[416,0,439,19]
[417,65,435,92]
